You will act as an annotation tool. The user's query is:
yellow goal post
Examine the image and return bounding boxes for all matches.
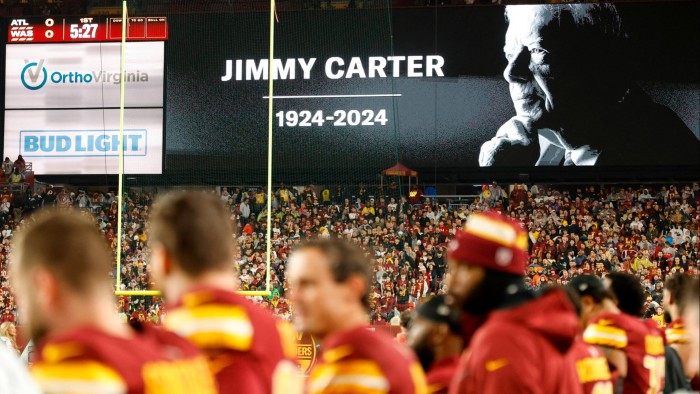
[113,0,276,298]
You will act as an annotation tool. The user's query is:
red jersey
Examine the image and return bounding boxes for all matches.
[644,318,667,344]
[584,312,665,394]
[165,287,298,394]
[31,324,217,394]
[1,312,15,323]
[450,290,582,394]
[307,326,427,394]
[426,355,460,394]
[130,310,147,323]
[567,337,614,394]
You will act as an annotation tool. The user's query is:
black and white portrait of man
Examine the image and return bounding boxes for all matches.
[479,4,700,167]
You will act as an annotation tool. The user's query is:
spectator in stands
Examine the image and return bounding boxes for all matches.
[1,159,13,179]
[8,169,22,185]
[220,187,231,201]
[77,191,90,209]
[276,183,292,206]
[662,242,677,258]
[12,156,24,174]
[631,250,652,273]
[479,4,700,167]
[42,185,56,206]
[2,181,694,328]
[252,188,265,214]
[0,322,18,355]
[240,197,251,222]
[1,225,11,240]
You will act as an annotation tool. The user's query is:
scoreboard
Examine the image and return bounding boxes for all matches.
[8,16,168,43]
[4,16,167,175]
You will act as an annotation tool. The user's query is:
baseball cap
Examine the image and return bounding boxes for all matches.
[415,295,462,335]
[568,275,610,298]
[447,212,528,276]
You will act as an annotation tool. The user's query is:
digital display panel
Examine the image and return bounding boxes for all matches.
[4,108,163,174]
[163,3,699,177]
[7,16,168,43]
[4,41,165,174]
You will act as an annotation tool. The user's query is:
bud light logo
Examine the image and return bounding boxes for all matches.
[20,129,148,157]
[21,59,48,90]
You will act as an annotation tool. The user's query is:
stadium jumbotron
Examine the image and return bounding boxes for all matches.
[0,0,698,393]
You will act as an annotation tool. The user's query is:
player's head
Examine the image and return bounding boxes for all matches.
[663,273,691,320]
[149,191,236,296]
[399,309,413,334]
[606,272,646,318]
[287,238,372,338]
[682,277,699,378]
[446,212,528,315]
[10,210,113,342]
[553,284,582,317]
[407,295,463,372]
[568,275,615,327]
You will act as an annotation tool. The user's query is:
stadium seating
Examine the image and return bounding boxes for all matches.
[2,183,698,327]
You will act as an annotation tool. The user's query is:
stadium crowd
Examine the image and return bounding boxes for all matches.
[2,182,698,328]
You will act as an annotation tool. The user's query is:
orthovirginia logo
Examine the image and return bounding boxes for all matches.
[21,59,48,90]
[20,59,150,90]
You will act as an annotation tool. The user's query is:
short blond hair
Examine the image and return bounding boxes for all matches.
[11,209,113,294]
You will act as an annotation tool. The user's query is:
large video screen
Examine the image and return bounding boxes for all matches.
[2,4,698,180]
[4,32,165,175]
[164,2,699,177]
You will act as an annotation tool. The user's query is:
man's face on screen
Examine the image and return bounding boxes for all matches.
[503,6,562,125]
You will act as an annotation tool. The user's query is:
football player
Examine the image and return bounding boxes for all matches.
[682,277,699,390]
[11,210,217,394]
[663,273,699,388]
[407,295,462,394]
[559,285,614,394]
[571,274,666,393]
[446,212,581,394]
[149,191,298,394]
[287,238,427,394]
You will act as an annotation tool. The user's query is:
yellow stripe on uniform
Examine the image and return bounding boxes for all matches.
[181,292,217,308]
[32,360,127,394]
[41,342,85,363]
[464,215,528,251]
[666,328,689,344]
[276,320,299,360]
[575,357,612,384]
[583,324,628,349]
[427,383,446,394]
[309,359,389,394]
[410,362,429,394]
[166,304,253,351]
[321,345,354,363]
